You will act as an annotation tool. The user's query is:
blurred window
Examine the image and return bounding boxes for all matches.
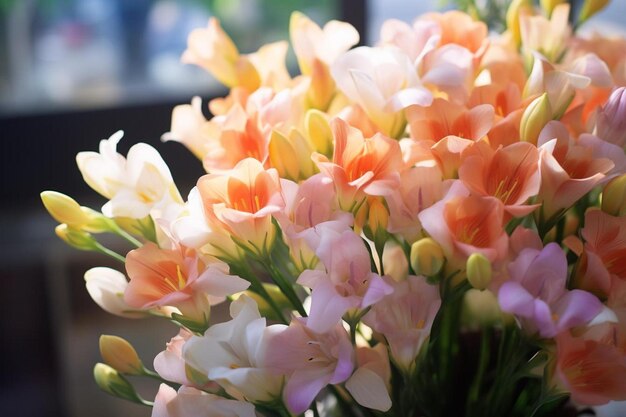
[0,0,338,116]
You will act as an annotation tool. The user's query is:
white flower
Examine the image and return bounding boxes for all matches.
[182,296,284,402]
[77,131,183,220]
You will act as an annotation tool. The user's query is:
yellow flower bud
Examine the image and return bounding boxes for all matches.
[602,174,626,217]
[540,0,566,16]
[461,289,503,328]
[506,0,533,47]
[288,129,318,179]
[520,93,553,145]
[305,109,333,157]
[93,363,143,403]
[55,224,98,251]
[410,237,445,277]
[367,198,389,241]
[99,335,144,375]
[41,191,90,227]
[466,253,492,290]
[80,207,117,233]
[382,241,409,282]
[269,130,300,180]
[578,0,610,24]
[307,58,336,111]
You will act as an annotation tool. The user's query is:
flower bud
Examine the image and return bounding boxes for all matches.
[307,58,335,111]
[506,0,532,47]
[41,191,90,227]
[520,93,552,145]
[578,0,610,24]
[368,198,389,242]
[602,174,626,217]
[80,207,117,234]
[84,267,145,318]
[99,335,144,375]
[461,289,503,328]
[93,363,144,404]
[410,238,445,277]
[55,224,98,251]
[382,241,408,282]
[305,109,333,157]
[269,130,300,180]
[466,253,492,290]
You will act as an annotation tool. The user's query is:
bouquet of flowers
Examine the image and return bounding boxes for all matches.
[41,0,626,415]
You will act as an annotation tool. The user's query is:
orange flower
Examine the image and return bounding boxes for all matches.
[197,158,284,254]
[313,118,403,210]
[459,140,540,217]
[407,98,494,143]
[419,181,508,263]
[555,331,626,406]
[124,243,249,322]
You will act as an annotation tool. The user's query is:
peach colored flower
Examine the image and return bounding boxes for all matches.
[520,4,571,62]
[573,209,626,298]
[422,10,488,57]
[459,140,541,217]
[197,158,284,254]
[537,121,616,222]
[418,181,508,263]
[554,331,626,406]
[407,98,494,143]
[124,243,249,322]
[313,118,403,211]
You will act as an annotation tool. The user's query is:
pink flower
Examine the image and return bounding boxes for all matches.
[265,318,354,414]
[418,181,508,263]
[363,276,441,371]
[537,121,615,222]
[276,174,352,271]
[384,164,445,243]
[298,224,393,333]
[596,87,626,148]
[124,243,249,322]
[498,243,603,338]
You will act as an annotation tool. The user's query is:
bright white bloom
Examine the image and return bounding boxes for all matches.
[182,296,284,402]
[76,131,183,220]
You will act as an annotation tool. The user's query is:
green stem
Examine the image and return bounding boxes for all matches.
[232,262,289,324]
[263,259,307,317]
[94,242,126,263]
[112,225,142,247]
[467,328,491,415]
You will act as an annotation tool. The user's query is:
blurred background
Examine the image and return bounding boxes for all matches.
[0,1,624,416]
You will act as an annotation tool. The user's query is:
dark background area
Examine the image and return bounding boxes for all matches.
[0,1,365,416]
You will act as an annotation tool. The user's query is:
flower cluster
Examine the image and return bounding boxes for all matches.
[42,1,626,416]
